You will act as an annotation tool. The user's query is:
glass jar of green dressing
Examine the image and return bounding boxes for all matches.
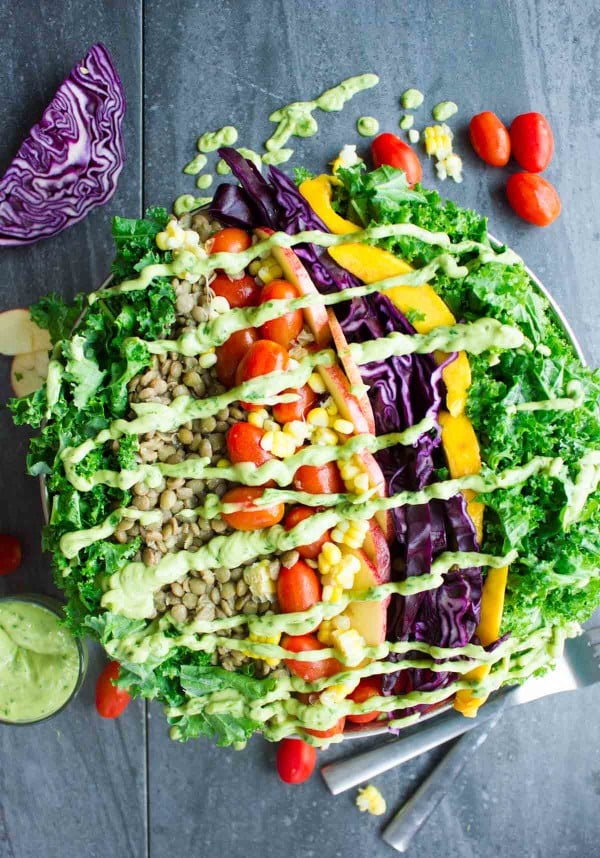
[0,595,87,725]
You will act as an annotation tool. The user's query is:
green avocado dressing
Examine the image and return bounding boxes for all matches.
[357,116,379,137]
[0,601,81,723]
[197,126,238,153]
[263,74,379,164]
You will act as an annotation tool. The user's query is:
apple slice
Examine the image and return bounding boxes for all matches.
[317,363,371,436]
[254,226,332,348]
[11,350,50,397]
[327,308,375,434]
[344,545,390,645]
[358,451,394,542]
[362,520,391,580]
[0,309,51,356]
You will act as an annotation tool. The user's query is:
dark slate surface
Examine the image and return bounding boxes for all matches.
[2,1,600,856]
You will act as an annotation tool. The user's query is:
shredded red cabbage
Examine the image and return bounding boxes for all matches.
[0,43,125,246]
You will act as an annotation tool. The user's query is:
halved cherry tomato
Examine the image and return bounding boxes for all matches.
[216,327,259,387]
[284,506,331,559]
[371,132,422,187]
[272,384,318,424]
[277,560,322,616]
[293,462,345,494]
[235,339,290,410]
[221,485,285,531]
[209,227,252,254]
[0,534,22,576]
[304,717,346,739]
[211,272,261,308]
[259,279,304,348]
[347,676,383,724]
[506,172,561,227]
[95,661,132,719]
[469,111,511,167]
[226,422,274,466]
[509,112,554,173]
[282,633,343,682]
[276,738,317,784]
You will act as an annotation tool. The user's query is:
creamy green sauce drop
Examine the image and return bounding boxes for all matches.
[357,116,379,137]
[173,195,212,217]
[0,600,81,723]
[183,154,207,175]
[197,126,238,153]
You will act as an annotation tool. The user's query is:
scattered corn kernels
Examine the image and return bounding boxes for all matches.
[331,628,366,667]
[283,421,310,444]
[333,418,354,436]
[356,785,387,816]
[312,427,339,446]
[307,407,329,428]
[423,123,454,160]
[247,409,269,428]
[319,680,358,707]
[243,560,276,601]
[244,631,282,667]
[257,258,283,284]
[261,429,296,458]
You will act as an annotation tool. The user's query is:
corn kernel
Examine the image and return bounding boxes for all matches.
[313,427,339,446]
[211,296,230,314]
[307,407,329,428]
[356,785,386,816]
[248,259,262,276]
[155,231,169,251]
[320,681,357,707]
[354,473,370,493]
[307,372,327,394]
[248,409,268,428]
[283,421,309,443]
[423,123,453,160]
[317,620,333,644]
[198,351,217,369]
[332,613,351,631]
[333,418,354,436]
[260,431,275,453]
[325,398,338,417]
[339,462,359,481]
[271,432,297,458]
[257,259,283,284]
[245,631,282,667]
[321,542,342,565]
[331,628,366,666]
[330,527,346,544]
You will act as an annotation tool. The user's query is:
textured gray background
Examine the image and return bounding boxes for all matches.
[1,1,599,857]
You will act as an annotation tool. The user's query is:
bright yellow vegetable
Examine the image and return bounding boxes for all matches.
[438,410,484,543]
[298,176,360,235]
[327,242,470,416]
[453,565,509,717]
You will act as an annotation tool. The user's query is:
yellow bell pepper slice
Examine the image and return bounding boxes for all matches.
[327,242,470,416]
[453,565,509,717]
[298,176,360,236]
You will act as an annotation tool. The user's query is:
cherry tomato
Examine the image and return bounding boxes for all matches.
[277,560,322,616]
[226,422,274,467]
[469,111,511,167]
[216,327,259,387]
[259,279,304,348]
[276,738,317,784]
[211,272,261,309]
[235,339,290,410]
[509,112,554,173]
[304,717,346,739]
[293,462,345,494]
[0,534,22,576]
[272,384,318,424]
[221,486,285,531]
[347,676,383,724]
[284,506,331,559]
[371,132,422,187]
[506,172,561,227]
[95,661,132,719]
[209,227,252,254]
[282,633,343,682]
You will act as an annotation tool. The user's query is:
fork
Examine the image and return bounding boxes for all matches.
[321,627,600,797]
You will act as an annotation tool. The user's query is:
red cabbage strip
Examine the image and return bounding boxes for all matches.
[207,183,260,229]
[0,43,125,246]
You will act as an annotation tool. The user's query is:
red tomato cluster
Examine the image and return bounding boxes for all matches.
[469,110,559,226]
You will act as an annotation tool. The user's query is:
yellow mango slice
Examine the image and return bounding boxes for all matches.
[438,411,481,477]
[327,243,470,415]
[299,176,360,236]
[453,565,509,717]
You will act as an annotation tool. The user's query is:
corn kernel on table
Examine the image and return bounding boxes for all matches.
[1,1,599,856]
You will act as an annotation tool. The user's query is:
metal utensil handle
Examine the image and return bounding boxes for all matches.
[382,708,504,853]
[321,691,513,795]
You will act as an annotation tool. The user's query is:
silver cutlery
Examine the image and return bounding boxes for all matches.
[321,627,600,798]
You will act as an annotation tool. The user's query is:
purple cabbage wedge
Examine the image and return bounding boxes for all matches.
[0,43,125,246]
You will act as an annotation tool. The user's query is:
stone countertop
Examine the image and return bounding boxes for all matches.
[1,2,598,856]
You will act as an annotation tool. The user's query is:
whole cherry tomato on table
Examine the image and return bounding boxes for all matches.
[277,559,322,616]
[293,462,345,494]
[208,227,252,254]
[284,505,331,559]
[371,133,422,187]
[235,339,290,410]
[509,112,554,172]
[211,272,261,308]
[347,676,383,724]
[304,717,346,739]
[281,633,343,682]
[95,661,132,719]
[0,534,22,576]
[272,384,318,424]
[506,172,561,226]
[276,738,317,784]
[469,111,511,166]
[259,279,304,348]
[216,327,259,387]
[221,486,285,531]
